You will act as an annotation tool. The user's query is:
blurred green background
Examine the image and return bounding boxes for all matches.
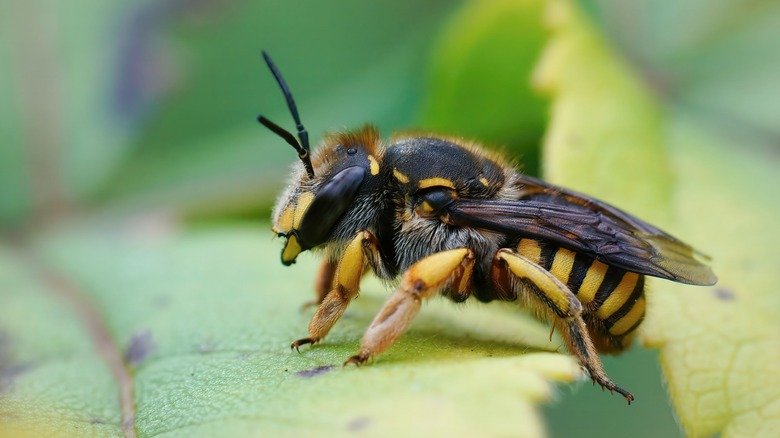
[2,0,778,436]
[1,0,549,229]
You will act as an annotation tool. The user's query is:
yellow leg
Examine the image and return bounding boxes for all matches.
[345,248,475,365]
[492,248,634,403]
[291,231,378,350]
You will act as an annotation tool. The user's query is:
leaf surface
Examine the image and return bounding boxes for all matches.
[2,224,579,437]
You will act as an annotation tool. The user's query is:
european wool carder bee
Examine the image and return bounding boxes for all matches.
[257,52,717,403]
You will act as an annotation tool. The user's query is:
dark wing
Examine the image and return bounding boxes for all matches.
[445,175,717,285]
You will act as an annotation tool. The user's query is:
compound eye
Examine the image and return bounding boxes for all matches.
[296,166,366,249]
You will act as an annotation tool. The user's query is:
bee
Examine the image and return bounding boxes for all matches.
[257,52,716,404]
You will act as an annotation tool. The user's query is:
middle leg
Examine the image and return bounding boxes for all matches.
[345,248,475,365]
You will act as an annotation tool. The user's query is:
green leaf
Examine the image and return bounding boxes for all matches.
[0,246,124,438]
[1,225,579,437]
[420,0,548,175]
[536,1,780,436]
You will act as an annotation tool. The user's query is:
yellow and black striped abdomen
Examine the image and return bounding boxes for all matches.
[516,238,646,353]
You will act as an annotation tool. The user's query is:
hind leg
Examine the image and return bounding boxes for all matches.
[491,248,633,403]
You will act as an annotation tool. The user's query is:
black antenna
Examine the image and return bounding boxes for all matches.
[258,50,315,178]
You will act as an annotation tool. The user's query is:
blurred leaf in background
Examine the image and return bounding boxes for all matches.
[97,0,467,218]
[419,0,548,176]
[583,0,780,146]
[1,0,148,228]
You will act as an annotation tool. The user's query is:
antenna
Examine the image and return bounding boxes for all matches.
[257,51,315,178]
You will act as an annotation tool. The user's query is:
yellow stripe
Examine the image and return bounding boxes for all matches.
[517,239,541,264]
[609,297,646,336]
[393,169,409,183]
[577,261,608,304]
[479,177,490,187]
[549,248,576,283]
[500,252,570,315]
[293,192,315,228]
[596,272,639,319]
[368,155,380,176]
[418,177,456,190]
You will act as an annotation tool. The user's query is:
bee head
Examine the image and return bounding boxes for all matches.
[259,51,382,265]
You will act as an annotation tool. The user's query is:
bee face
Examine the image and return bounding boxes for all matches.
[271,128,384,265]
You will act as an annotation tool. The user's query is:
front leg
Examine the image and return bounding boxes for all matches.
[345,248,475,365]
[291,230,379,350]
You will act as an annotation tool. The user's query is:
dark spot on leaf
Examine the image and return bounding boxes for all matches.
[0,331,32,393]
[90,417,107,425]
[713,288,736,301]
[295,365,334,378]
[125,330,155,366]
[348,416,371,432]
[0,363,32,393]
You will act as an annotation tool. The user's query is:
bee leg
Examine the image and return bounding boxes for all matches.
[300,260,338,310]
[344,248,475,365]
[561,317,634,404]
[291,231,378,350]
[492,249,634,404]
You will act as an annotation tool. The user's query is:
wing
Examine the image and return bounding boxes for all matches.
[444,175,717,285]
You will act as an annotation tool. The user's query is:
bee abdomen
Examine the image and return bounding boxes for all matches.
[516,238,646,353]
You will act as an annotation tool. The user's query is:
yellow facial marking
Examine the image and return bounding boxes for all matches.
[549,248,576,283]
[293,192,315,229]
[368,155,380,176]
[393,169,410,184]
[282,234,303,264]
[610,296,645,336]
[479,177,490,187]
[517,239,542,265]
[577,261,609,304]
[418,177,455,190]
[596,273,639,319]
[275,205,295,234]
